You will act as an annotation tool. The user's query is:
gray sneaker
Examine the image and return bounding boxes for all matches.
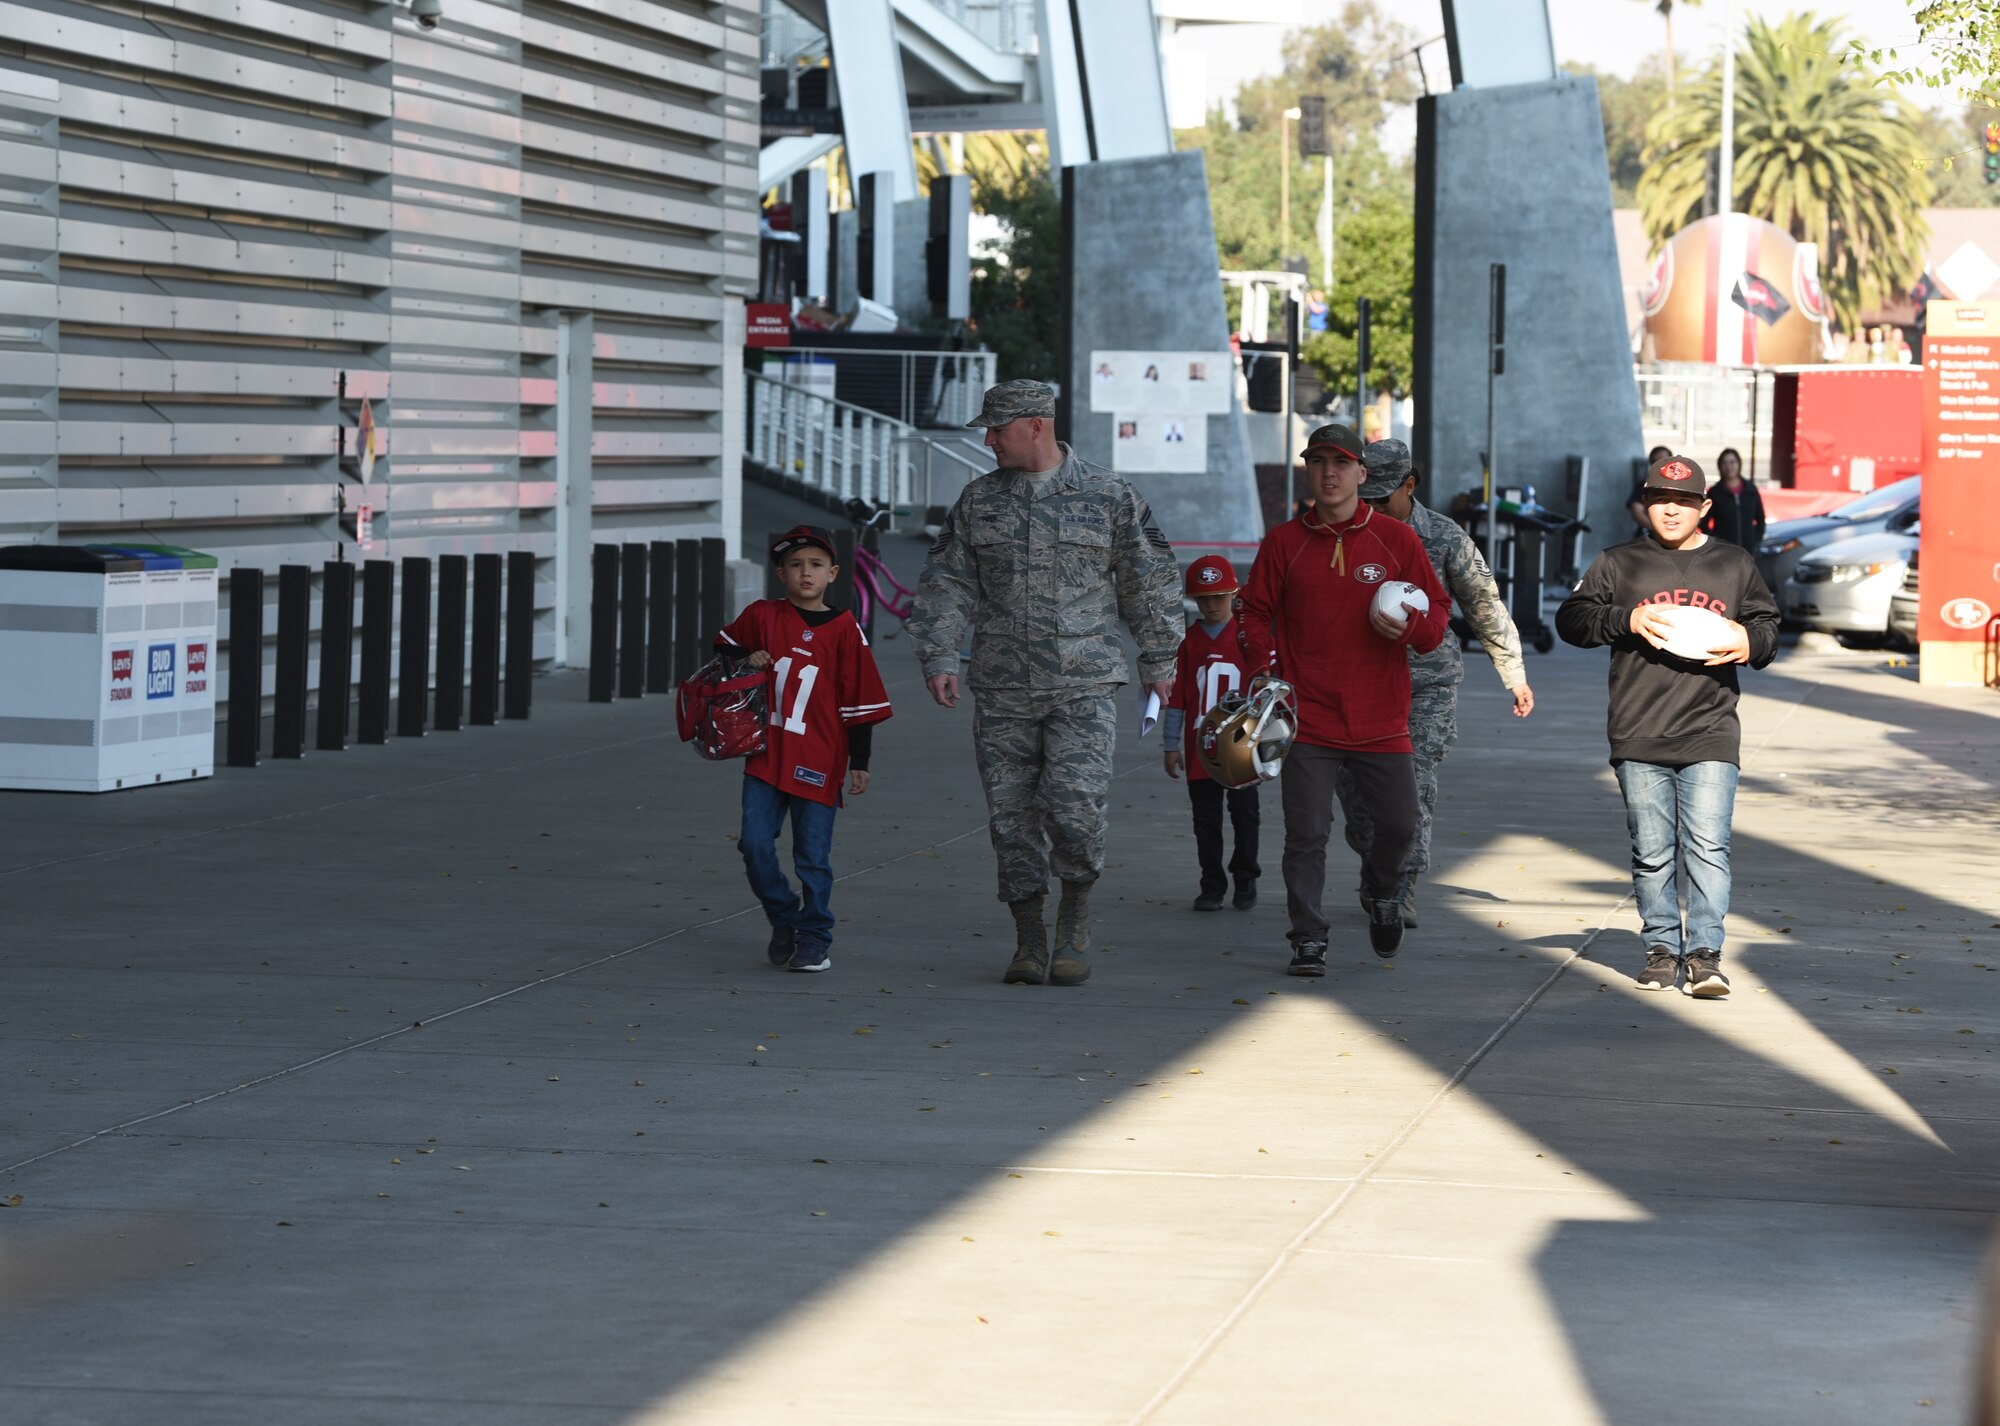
[1684,949,1731,998]
[1286,939,1328,977]
[1635,949,1680,991]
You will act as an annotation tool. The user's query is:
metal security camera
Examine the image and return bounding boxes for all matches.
[408,0,441,29]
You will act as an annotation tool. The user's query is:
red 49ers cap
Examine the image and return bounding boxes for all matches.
[770,524,838,563]
[1642,452,1708,495]
[1183,554,1240,597]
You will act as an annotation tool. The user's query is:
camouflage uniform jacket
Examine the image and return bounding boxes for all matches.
[1408,498,1528,695]
[910,445,1183,691]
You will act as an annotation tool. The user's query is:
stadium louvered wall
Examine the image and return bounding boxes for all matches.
[0,0,757,678]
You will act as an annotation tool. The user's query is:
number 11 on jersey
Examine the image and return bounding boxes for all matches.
[769,656,819,735]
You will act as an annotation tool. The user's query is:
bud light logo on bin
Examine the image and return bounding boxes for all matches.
[185,642,209,694]
[109,647,134,703]
[146,643,175,700]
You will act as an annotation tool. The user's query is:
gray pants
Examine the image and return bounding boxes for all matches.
[972,687,1118,904]
[1337,685,1458,877]
[1282,743,1419,943]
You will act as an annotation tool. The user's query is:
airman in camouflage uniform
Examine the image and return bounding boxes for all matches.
[1337,440,1535,925]
[909,380,1183,987]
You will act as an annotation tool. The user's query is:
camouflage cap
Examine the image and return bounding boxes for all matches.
[966,379,1057,428]
[1358,439,1414,500]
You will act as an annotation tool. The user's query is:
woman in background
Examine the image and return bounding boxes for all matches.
[1702,447,1765,552]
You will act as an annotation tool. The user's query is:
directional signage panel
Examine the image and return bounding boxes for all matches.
[1920,301,2000,683]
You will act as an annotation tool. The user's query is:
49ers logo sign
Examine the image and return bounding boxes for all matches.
[1355,563,1387,584]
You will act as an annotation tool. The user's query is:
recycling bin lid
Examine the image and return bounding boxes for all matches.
[82,544,185,570]
[111,543,220,571]
[0,544,147,574]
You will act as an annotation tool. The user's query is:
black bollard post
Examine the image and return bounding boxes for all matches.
[504,550,534,720]
[435,554,467,732]
[673,538,700,684]
[316,560,355,751]
[398,556,431,737]
[829,529,857,620]
[700,536,725,649]
[647,541,675,691]
[589,543,618,703]
[226,568,265,768]
[273,564,311,758]
[358,559,394,745]
[619,541,647,698]
[470,553,501,726]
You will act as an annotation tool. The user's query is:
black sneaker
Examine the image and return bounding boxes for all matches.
[1232,876,1257,911]
[1286,940,1328,977]
[1684,950,1731,998]
[1192,885,1226,912]
[786,938,832,973]
[1367,899,1403,959]
[766,925,795,968]
[1635,948,1680,991]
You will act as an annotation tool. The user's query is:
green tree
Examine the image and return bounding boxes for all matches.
[1301,187,1414,398]
[966,149,1060,382]
[1852,0,2000,102]
[1638,12,1933,329]
[1902,99,2000,206]
[1570,58,1672,206]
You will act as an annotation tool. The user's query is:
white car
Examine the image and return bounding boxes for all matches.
[1781,526,1920,643]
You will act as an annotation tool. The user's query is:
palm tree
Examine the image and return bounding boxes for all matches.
[1638,0,1701,96]
[1637,12,1932,331]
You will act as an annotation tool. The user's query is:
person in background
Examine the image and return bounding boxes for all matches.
[1701,446,1766,552]
[1628,445,1673,537]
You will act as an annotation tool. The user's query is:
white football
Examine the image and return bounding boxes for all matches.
[1370,579,1431,630]
[1649,603,1736,661]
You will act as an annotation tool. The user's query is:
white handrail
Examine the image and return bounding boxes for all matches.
[749,369,929,522]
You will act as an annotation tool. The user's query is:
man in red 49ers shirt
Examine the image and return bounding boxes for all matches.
[1240,423,1449,975]
[715,525,893,974]
[1162,555,1260,912]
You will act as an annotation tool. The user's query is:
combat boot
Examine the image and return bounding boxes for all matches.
[1003,896,1050,984]
[1397,871,1420,929]
[1049,880,1092,985]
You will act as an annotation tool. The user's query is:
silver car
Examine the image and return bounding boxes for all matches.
[1757,474,1921,594]
[1781,526,1921,641]
[1888,553,1919,648]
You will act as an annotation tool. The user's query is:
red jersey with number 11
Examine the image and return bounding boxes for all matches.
[716,599,892,806]
[1167,615,1248,782]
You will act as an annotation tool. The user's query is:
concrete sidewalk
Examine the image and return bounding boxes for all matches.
[2,535,1997,1423]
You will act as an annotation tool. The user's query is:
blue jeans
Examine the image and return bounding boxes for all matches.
[739,776,839,946]
[1613,760,1738,956]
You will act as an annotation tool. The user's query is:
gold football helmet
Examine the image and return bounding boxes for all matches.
[1196,679,1297,788]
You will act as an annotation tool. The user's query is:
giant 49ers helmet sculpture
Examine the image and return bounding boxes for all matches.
[1197,679,1298,789]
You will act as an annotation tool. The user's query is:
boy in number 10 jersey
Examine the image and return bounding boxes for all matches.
[715,525,893,973]
[1161,555,1260,912]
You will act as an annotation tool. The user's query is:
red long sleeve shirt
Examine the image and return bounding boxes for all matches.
[1166,614,1250,781]
[1239,506,1450,752]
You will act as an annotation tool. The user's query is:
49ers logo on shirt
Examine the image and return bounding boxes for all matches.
[1354,563,1387,584]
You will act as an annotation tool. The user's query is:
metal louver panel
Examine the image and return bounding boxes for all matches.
[0,0,756,694]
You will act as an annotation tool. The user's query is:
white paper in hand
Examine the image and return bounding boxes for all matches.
[1137,688,1161,738]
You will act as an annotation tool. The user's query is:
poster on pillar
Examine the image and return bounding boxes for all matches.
[1112,413,1209,474]
[1918,300,2000,685]
[1089,351,1233,415]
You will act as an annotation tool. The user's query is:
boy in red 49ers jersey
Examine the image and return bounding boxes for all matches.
[1162,555,1260,911]
[715,526,893,973]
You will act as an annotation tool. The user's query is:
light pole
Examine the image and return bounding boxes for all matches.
[1716,0,1736,357]
[1280,106,1300,260]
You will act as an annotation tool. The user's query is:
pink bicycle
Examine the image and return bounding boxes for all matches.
[843,498,917,638]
